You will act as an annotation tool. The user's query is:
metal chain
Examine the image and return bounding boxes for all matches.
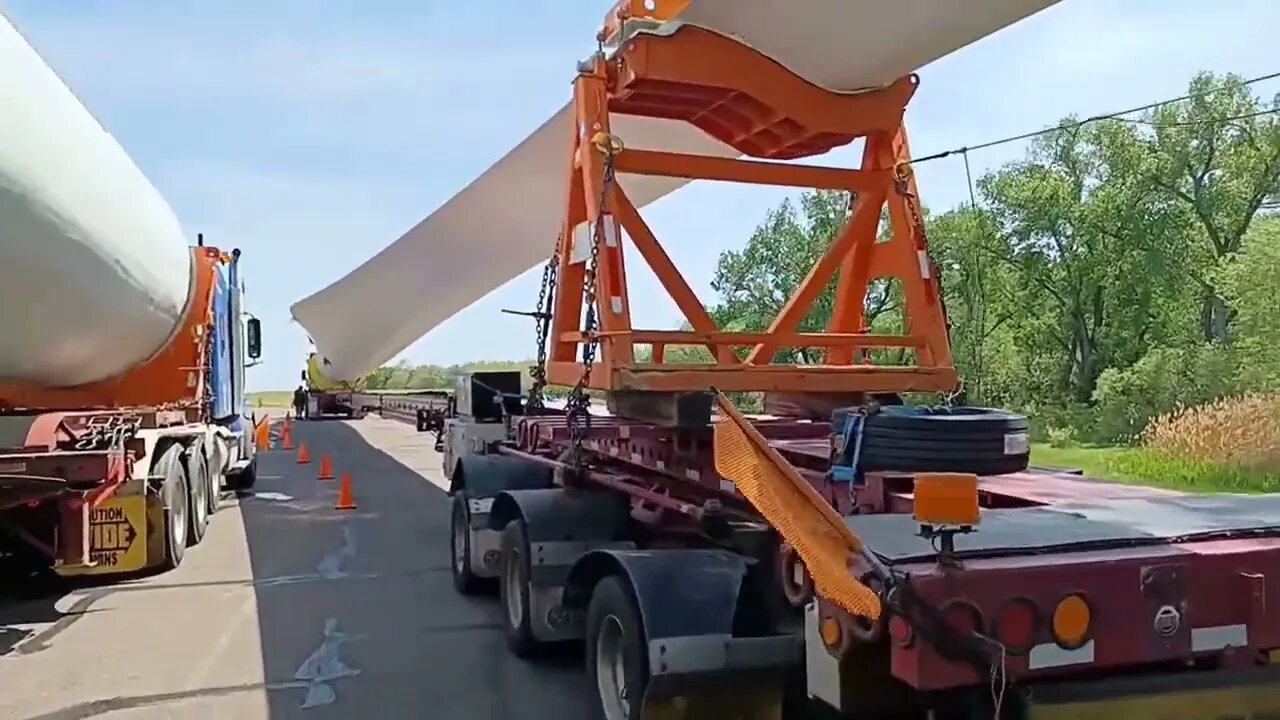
[565,132,620,468]
[527,247,559,411]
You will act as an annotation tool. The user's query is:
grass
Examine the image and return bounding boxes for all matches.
[1032,443,1280,493]
[248,390,292,408]
[1032,393,1280,493]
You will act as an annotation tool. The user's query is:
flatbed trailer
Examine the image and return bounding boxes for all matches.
[0,244,264,581]
[442,378,1280,719]
[424,3,1280,717]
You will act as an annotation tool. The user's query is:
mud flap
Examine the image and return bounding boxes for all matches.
[55,494,149,576]
[1025,665,1280,720]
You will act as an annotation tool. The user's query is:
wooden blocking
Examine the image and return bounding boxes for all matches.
[607,390,712,427]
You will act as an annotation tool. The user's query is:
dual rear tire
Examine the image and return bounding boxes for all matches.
[485,515,648,720]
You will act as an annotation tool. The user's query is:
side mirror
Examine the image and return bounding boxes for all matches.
[246,317,262,359]
[301,369,308,382]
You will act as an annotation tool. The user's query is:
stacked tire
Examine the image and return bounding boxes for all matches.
[834,405,1031,476]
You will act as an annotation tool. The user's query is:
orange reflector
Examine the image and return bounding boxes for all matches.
[819,616,843,649]
[1052,594,1091,649]
[912,472,980,527]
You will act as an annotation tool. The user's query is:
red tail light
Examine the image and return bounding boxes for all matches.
[992,597,1040,654]
[941,599,983,637]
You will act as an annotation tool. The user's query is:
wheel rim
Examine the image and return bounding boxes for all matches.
[595,614,631,720]
[504,546,524,629]
[451,506,467,574]
[173,482,188,545]
[194,471,208,528]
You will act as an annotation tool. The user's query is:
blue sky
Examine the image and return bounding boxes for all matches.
[2,1,1277,391]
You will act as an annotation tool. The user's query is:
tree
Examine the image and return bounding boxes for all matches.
[1142,72,1280,343]
[977,119,1190,403]
[708,190,901,364]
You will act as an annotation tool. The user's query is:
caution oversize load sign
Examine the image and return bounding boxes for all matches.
[56,495,148,576]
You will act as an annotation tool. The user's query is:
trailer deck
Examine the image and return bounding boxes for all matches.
[853,493,1280,563]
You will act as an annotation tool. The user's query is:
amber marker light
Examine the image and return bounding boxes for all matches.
[1051,594,1092,649]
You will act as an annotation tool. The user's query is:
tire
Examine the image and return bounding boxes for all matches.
[207,459,224,516]
[156,444,189,571]
[228,456,258,493]
[585,576,649,720]
[184,438,210,547]
[498,519,539,658]
[450,493,484,595]
[842,405,1031,476]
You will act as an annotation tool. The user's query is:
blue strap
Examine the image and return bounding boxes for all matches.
[829,412,866,485]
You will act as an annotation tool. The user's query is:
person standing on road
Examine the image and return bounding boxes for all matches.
[293,385,308,420]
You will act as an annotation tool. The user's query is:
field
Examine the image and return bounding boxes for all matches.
[1032,393,1280,493]
[248,390,292,408]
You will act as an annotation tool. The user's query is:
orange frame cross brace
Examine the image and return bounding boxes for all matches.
[545,23,958,396]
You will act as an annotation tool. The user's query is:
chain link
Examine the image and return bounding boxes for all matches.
[565,132,620,470]
[527,247,559,411]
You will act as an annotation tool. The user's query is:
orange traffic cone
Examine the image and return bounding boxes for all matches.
[280,424,294,451]
[254,417,271,451]
[317,453,334,481]
[296,441,310,464]
[334,472,357,510]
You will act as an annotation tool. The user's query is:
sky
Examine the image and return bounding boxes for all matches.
[2,0,1277,391]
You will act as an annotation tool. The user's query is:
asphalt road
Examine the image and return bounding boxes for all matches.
[0,414,596,720]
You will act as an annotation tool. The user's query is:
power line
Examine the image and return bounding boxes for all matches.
[911,70,1280,165]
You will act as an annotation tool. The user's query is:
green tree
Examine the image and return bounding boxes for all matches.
[1142,72,1280,342]
[708,190,901,364]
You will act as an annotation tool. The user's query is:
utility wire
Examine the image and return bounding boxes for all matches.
[911,70,1280,165]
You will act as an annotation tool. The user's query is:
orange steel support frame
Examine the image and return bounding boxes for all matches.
[0,247,222,411]
[544,20,957,395]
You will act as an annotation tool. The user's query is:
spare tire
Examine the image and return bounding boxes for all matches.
[835,405,1031,476]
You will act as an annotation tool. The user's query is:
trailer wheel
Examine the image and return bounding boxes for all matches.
[499,519,539,657]
[185,438,210,546]
[586,576,648,720]
[157,444,189,570]
[450,493,483,595]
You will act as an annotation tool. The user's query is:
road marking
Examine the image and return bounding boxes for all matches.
[247,491,294,502]
[294,618,363,709]
[255,518,375,587]
[316,521,357,579]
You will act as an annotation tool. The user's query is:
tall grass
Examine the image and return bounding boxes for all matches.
[1138,393,1280,492]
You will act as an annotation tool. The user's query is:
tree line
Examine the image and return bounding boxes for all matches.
[369,71,1279,446]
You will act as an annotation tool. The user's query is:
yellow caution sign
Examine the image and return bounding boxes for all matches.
[56,495,148,576]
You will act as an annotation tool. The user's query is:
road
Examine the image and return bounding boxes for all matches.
[0,414,596,720]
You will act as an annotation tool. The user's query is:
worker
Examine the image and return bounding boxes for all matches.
[292,385,307,420]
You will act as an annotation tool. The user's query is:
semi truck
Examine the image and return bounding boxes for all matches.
[0,15,263,579]
[301,352,365,420]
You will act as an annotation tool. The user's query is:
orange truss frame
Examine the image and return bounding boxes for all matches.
[545,10,957,396]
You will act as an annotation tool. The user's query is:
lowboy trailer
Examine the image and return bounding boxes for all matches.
[436,4,1280,719]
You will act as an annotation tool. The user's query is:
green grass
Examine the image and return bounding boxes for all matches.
[248,390,292,408]
[1032,443,1280,493]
